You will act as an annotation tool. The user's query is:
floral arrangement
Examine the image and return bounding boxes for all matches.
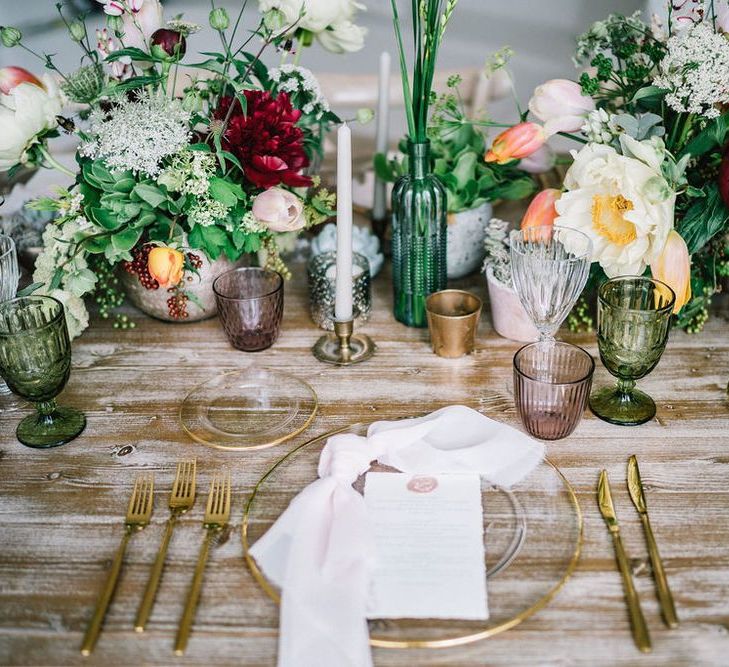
[375,61,538,214]
[517,2,729,332]
[0,0,355,337]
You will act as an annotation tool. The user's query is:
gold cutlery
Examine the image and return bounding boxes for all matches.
[627,455,679,629]
[81,473,154,655]
[135,459,197,632]
[598,469,651,653]
[174,471,231,656]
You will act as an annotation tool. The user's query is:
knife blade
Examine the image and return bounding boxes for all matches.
[627,455,679,629]
[598,469,652,653]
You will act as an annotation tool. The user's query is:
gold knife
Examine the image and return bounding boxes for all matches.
[598,469,652,653]
[627,455,679,629]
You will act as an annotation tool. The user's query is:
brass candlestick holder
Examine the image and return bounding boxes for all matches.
[312,317,375,365]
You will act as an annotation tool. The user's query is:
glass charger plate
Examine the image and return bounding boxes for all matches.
[242,422,583,648]
[179,368,318,451]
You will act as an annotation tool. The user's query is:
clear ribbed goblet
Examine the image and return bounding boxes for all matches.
[509,226,592,342]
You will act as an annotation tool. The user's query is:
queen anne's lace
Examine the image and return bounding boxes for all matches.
[653,23,729,119]
[269,64,330,118]
[81,91,191,176]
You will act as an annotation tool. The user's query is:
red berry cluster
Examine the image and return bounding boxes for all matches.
[187,252,203,270]
[122,244,159,290]
[166,288,189,320]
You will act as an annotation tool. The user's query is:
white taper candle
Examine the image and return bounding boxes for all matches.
[373,51,391,221]
[335,122,353,321]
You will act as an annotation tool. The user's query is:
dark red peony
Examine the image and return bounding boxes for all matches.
[213,90,312,189]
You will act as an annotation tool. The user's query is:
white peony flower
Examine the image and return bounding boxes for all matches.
[316,19,367,53]
[259,0,366,52]
[554,142,674,277]
[0,75,62,171]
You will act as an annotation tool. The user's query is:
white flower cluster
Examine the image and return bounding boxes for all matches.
[653,22,729,119]
[188,199,230,228]
[240,210,267,234]
[158,150,216,197]
[33,216,96,339]
[269,65,330,119]
[81,91,191,177]
[582,109,619,144]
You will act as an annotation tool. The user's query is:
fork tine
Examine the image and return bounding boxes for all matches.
[184,460,196,498]
[206,476,217,515]
[223,473,231,517]
[128,476,140,516]
[171,462,183,497]
[143,475,154,516]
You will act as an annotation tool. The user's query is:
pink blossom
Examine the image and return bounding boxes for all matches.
[252,187,306,233]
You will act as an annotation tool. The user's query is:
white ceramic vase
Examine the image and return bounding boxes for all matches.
[447,202,492,279]
[485,266,539,343]
[121,250,238,322]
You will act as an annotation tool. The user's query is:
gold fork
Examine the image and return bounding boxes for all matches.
[81,473,154,655]
[174,471,231,656]
[135,459,196,632]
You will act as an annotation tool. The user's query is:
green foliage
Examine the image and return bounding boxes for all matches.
[678,183,729,254]
[375,80,535,213]
[78,157,175,263]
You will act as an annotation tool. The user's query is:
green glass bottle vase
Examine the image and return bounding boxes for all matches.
[391,140,447,327]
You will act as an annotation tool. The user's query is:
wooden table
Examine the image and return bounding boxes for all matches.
[1,258,728,667]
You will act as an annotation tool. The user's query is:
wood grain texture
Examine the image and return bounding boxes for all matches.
[1,223,729,666]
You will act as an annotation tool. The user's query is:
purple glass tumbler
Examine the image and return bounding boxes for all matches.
[513,341,594,440]
[213,268,283,351]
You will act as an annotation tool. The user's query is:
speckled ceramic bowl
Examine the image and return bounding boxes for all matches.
[121,251,240,322]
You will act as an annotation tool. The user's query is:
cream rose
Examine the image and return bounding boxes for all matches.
[0,75,62,171]
[252,187,306,232]
[554,142,674,277]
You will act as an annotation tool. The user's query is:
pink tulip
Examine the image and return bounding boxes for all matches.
[485,122,545,165]
[521,189,561,230]
[252,187,306,233]
[528,79,595,137]
[651,230,692,313]
[0,66,43,95]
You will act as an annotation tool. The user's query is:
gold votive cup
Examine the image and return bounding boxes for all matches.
[425,289,482,358]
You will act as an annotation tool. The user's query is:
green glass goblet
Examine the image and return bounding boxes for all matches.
[589,276,675,426]
[0,296,86,448]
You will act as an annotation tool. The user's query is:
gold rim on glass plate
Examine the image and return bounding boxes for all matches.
[241,422,583,648]
[179,367,318,451]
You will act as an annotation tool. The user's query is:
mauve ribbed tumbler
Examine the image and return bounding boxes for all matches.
[213,268,283,351]
[513,341,594,440]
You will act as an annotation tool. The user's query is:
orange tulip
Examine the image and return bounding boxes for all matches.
[651,230,691,313]
[521,188,561,230]
[148,246,185,288]
[0,66,44,95]
[485,122,546,164]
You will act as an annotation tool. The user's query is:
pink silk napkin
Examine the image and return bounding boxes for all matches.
[249,405,545,667]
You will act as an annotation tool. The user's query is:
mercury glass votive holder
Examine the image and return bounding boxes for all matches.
[307,251,372,331]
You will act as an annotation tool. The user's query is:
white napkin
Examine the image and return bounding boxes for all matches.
[249,405,544,667]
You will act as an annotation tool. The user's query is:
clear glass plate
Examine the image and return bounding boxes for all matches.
[242,422,583,647]
[179,368,318,451]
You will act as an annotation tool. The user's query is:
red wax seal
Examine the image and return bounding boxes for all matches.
[407,475,438,493]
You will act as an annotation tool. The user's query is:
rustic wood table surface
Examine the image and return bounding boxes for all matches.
[1,248,728,667]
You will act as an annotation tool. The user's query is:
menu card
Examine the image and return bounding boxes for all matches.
[364,472,488,620]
